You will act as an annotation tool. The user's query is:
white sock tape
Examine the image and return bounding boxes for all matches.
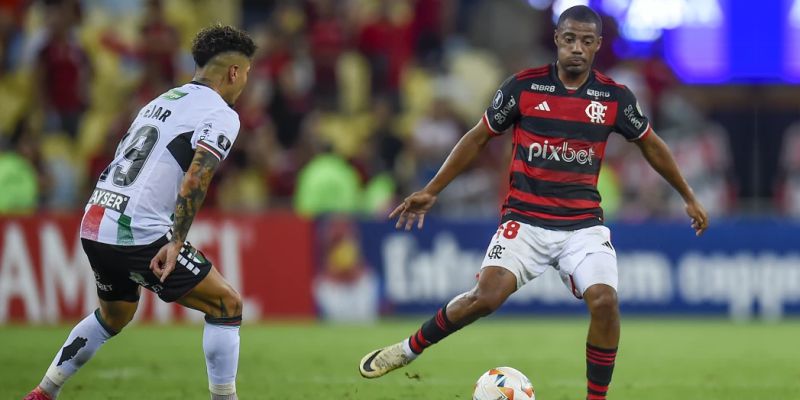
[45,364,68,386]
[210,382,236,395]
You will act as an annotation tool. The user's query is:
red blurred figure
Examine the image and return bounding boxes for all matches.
[357,1,413,98]
[308,0,347,102]
[33,0,89,137]
[138,0,180,86]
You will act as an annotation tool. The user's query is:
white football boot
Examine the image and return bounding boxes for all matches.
[359,342,415,378]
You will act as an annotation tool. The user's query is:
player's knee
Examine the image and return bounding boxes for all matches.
[98,308,135,332]
[104,317,133,333]
[585,285,619,318]
[215,286,243,318]
[228,289,243,316]
[465,291,504,317]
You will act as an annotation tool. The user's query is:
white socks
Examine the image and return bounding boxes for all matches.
[204,321,240,399]
[41,310,115,397]
[37,310,240,399]
[402,338,419,360]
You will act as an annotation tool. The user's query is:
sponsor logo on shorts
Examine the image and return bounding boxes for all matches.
[129,272,147,286]
[95,281,113,291]
[88,188,130,213]
[488,244,505,259]
[94,272,112,292]
[129,272,163,294]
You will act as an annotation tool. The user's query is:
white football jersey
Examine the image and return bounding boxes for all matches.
[80,82,240,245]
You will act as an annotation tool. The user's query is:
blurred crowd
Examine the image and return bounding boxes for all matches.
[0,0,798,220]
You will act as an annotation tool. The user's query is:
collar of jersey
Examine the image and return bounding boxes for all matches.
[550,63,596,96]
[189,80,234,108]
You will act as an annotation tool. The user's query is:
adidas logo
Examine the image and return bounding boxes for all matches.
[534,101,551,111]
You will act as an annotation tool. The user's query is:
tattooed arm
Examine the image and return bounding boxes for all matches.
[150,147,221,282]
[171,148,220,243]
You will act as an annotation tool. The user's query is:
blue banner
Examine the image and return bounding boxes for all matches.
[355,219,800,319]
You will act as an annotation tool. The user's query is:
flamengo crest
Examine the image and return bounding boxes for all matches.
[585,101,607,124]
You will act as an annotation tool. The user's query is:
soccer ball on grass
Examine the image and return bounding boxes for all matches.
[472,366,535,400]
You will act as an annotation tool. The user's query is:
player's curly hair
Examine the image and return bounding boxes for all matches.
[557,5,603,35]
[191,24,256,67]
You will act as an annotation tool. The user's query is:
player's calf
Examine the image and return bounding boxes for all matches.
[30,309,119,399]
[359,267,517,379]
[583,283,620,400]
[584,284,620,348]
[454,289,506,320]
[204,314,241,400]
[179,268,243,400]
[203,297,242,400]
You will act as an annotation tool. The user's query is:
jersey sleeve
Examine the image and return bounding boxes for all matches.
[483,74,523,135]
[191,108,241,161]
[614,86,652,141]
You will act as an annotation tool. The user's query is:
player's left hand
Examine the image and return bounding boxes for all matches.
[149,241,183,283]
[685,199,709,236]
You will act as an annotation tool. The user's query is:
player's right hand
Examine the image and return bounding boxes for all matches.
[149,241,183,283]
[389,191,438,231]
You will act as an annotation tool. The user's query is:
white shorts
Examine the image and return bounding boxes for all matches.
[480,220,617,299]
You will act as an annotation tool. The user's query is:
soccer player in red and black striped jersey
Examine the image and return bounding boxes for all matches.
[359,5,709,400]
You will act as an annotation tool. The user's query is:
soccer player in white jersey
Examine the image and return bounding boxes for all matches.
[24,25,255,400]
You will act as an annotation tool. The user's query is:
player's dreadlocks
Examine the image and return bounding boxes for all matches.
[557,5,603,35]
[191,24,256,67]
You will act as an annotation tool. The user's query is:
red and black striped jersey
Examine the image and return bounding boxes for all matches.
[483,64,652,230]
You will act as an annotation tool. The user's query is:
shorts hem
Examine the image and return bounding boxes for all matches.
[159,265,213,303]
[479,263,525,289]
[97,291,140,303]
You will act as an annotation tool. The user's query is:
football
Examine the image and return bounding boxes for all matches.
[473,366,535,400]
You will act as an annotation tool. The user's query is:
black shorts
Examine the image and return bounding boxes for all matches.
[82,235,212,303]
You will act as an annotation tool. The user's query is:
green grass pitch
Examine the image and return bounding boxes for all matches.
[2,318,798,399]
